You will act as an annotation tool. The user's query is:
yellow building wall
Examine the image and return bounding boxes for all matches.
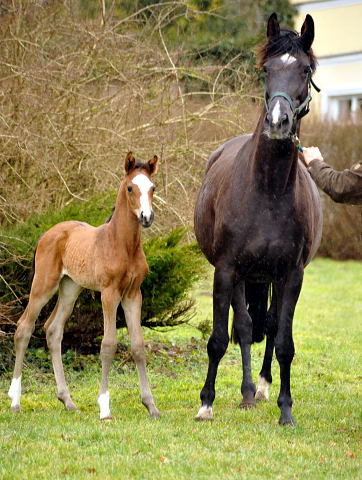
[290,1,362,120]
[292,4,362,57]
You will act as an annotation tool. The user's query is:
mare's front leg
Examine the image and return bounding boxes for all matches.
[195,263,235,421]
[97,287,120,420]
[122,289,160,418]
[274,266,304,425]
[230,281,256,409]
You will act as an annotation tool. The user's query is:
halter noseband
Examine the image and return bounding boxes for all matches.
[264,71,321,151]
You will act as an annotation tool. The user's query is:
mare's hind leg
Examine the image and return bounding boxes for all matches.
[9,275,59,412]
[231,281,256,409]
[195,263,235,421]
[45,276,82,411]
[122,290,160,419]
[255,287,277,402]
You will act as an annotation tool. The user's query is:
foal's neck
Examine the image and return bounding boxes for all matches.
[252,112,299,198]
[107,181,142,250]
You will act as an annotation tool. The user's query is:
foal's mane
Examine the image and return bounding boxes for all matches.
[256,28,317,72]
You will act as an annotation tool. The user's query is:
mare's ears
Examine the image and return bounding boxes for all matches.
[146,155,158,175]
[125,152,136,173]
[301,14,314,49]
[267,13,280,39]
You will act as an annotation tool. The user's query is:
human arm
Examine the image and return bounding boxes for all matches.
[302,147,362,204]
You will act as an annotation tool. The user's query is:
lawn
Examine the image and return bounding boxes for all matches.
[0,258,361,479]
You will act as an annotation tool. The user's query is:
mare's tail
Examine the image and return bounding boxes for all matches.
[232,282,270,344]
[29,233,45,286]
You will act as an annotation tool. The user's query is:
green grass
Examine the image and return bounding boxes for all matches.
[1,258,361,479]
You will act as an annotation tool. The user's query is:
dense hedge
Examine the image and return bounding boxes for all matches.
[0,194,206,351]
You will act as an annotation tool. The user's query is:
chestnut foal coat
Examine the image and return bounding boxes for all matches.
[9,152,160,420]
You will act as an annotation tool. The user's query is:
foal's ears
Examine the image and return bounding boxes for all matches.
[267,13,280,39]
[145,155,158,175]
[300,14,314,50]
[125,152,136,173]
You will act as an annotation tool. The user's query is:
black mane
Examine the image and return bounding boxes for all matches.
[257,28,317,72]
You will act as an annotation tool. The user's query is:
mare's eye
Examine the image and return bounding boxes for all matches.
[127,186,133,193]
[304,67,311,75]
[263,66,268,75]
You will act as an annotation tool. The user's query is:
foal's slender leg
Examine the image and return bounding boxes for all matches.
[274,267,304,425]
[122,290,160,418]
[255,287,277,402]
[9,277,59,412]
[45,277,82,411]
[97,287,119,420]
[230,281,256,409]
[195,263,235,421]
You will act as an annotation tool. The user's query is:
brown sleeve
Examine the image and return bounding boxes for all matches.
[307,159,362,205]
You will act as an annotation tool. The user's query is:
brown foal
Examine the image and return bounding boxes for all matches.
[9,152,160,420]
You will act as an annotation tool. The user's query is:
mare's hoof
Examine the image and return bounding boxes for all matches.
[10,404,21,413]
[255,376,271,402]
[194,405,213,421]
[278,415,296,426]
[239,401,256,410]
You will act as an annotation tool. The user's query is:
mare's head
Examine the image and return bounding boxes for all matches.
[258,13,317,141]
[124,152,158,228]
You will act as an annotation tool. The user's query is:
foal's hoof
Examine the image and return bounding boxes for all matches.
[100,413,113,421]
[149,407,161,419]
[10,404,21,413]
[239,401,256,410]
[194,405,213,421]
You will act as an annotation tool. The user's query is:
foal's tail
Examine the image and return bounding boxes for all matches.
[231,282,270,344]
[29,233,45,286]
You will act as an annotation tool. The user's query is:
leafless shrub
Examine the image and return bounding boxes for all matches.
[0,1,260,237]
[301,120,362,260]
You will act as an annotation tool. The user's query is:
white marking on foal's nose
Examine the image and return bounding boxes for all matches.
[271,100,281,124]
[280,53,297,65]
[132,174,154,219]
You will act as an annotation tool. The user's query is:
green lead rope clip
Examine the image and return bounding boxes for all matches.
[291,134,303,152]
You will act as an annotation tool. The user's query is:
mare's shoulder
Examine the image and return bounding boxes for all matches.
[204,135,252,176]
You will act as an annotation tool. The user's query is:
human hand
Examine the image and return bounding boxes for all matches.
[302,146,324,166]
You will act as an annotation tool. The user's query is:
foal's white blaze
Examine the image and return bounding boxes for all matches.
[98,390,111,419]
[255,375,271,402]
[132,174,154,219]
[8,375,22,407]
[280,53,297,65]
[271,100,281,124]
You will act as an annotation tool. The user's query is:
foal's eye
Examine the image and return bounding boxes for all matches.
[127,186,133,193]
[152,186,156,192]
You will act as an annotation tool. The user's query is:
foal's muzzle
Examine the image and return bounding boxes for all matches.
[139,210,154,228]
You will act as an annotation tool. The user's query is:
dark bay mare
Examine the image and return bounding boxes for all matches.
[194,13,323,425]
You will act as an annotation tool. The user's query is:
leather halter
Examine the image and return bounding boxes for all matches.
[264,71,321,150]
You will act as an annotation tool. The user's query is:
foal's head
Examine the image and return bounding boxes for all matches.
[124,152,158,228]
[258,13,317,141]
